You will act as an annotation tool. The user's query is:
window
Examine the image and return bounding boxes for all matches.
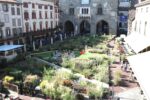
[51,21,53,28]
[50,5,53,10]
[144,21,147,36]
[97,5,103,15]
[32,4,35,8]
[24,12,29,20]
[69,8,74,15]
[45,12,48,19]
[4,14,9,23]
[17,28,22,34]
[139,21,141,33]
[141,8,143,12]
[23,2,28,8]
[2,4,8,12]
[0,29,3,38]
[45,5,48,9]
[33,22,36,31]
[17,8,20,15]
[12,19,16,26]
[40,22,42,30]
[11,7,15,15]
[134,21,137,32]
[81,0,90,4]
[12,28,17,35]
[18,19,21,26]
[6,28,11,36]
[81,8,89,14]
[32,12,36,19]
[38,5,42,9]
[39,11,42,19]
[25,22,29,32]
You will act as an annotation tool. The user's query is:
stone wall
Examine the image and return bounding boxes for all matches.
[59,0,118,35]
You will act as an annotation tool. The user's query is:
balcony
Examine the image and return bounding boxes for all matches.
[78,13,91,18]
[0,22,4,27]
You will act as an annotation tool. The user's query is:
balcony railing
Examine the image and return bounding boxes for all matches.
[78,14,91,18]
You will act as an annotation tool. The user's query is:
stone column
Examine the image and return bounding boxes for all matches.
[64,33,67,39]
[24,44,27,52]
[60,34,63,41]
[40,39,43,47]
[75,25,78,35]
[33,41,36,51]
[51,37,53,44]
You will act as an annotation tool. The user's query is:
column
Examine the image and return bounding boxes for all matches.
[64,33,67,39]
[51,37,53,44]
[33,41,36,51]
[60,34,63,41]
[40,39,43,47]
[24,44,27,52]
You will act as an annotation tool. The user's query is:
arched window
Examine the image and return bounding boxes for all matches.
[32,12,36,19]
[97,4,103,15]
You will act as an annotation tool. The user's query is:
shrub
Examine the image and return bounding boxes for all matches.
[3,76,14,83]
[113,71,122,86]
[24,75,39,86]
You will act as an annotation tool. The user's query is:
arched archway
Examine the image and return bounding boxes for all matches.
[80,20,90,34]
[64,21,74,33]
[96,20,109,35]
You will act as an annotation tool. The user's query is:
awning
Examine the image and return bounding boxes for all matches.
[0,45,23,52]
[125,33,150,53]
[127,51,150,100]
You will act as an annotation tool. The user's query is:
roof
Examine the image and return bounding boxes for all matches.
[127,51,150,100]
[0,0,16,3]
[0,45,23,52]
[125,33,150,53]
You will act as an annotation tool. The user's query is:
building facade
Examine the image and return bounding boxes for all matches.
[0,0,59,51]
[126,0,150,99]
[118,0,131,35]
[131,0,150,37]
[21,0,58,33]
[0,0,24,46]
[59,0,118,35]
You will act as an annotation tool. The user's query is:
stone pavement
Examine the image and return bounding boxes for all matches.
[114,87,142,100]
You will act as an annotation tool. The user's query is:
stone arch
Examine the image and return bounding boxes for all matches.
[64,20,74,33]
[80,20,90,34]
[96,20,109,35]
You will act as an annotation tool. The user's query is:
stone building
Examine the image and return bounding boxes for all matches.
[0,0,24,46]
[59,0,118,35]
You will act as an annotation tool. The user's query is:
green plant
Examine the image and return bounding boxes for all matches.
[24,74,39,86]
[3,76,14,83]
[113,70,122,86]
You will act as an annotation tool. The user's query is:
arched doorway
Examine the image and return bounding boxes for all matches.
[64,21,74,33]
[80,20,90,34]
[96,20,109,35]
